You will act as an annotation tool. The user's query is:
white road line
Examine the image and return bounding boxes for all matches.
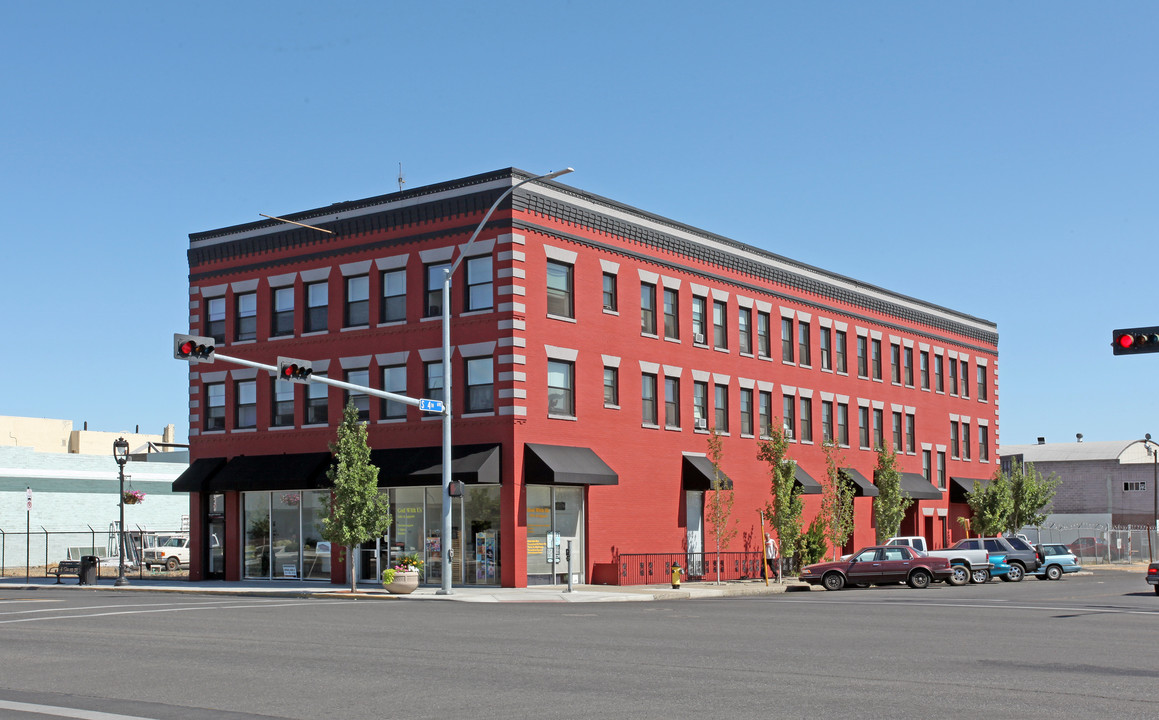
[0,698,159,719]
[768,597,1159,615]
[0,599,314,625]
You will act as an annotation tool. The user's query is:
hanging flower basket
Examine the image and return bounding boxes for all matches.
[281,492,301,506]
[122,490,145,505]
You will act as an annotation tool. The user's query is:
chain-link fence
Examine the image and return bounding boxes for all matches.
[1018,523,1155,565]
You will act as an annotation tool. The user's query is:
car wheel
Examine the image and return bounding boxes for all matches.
[907,570,931,589]
[1046,565,1063,581]
[971,568,990,584]
[166,557,180,571]
[822,572,845,591]
[1154,585,1159,596]
[1006,563,1025,582]
[947,566,969,586]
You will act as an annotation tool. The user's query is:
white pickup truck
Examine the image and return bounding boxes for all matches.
[888,536,992,584]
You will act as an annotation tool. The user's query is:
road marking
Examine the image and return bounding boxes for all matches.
[766,597,1159,616]
[0,598,314,625]
[0,698,159,719]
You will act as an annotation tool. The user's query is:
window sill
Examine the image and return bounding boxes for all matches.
[693,342,709,349]
[461,411,496,418]
[820,367,833,374]
[783,361,796,367]
[548,413,578,421]
[378,320,406,328]
[758,354,773,362]
[604,403,620,410]
[714,347,730,354]
[547,314,577,324]
[664,336,681,344]
[603,308,619,315]
[341,325,370,332]
[377,418,407,424]
[269,335,295,341]
[232,339,256,345]
[301,330,328,337]
[420,316,441,323]
[462,309,493,317]
[800,364,812,370]
[641,423,661,430]
[641,332,659,340]
[302,423,330,429]
[202,430,226,435]
[739,352,754,359]
[233,428,257,433]
[740,433,754,439]
[270,425,297,431]
[665,425,682,432]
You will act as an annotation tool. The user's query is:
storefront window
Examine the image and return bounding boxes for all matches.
[464,485,500,585]
[301,490,330,580]
[244,493,270,579]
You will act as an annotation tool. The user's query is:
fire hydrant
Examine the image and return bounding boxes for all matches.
[670,562,684,589]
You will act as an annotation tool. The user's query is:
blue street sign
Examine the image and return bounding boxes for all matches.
[419,398,445,413]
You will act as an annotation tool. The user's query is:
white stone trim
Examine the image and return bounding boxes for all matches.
[544,244,578,264]
[546,345,579,362]
[419,246,456,263]
[602,355,621,368]
[600,259,620,274]
[340,260,372,276]
[459,341,497,357]
[375,254,409,271]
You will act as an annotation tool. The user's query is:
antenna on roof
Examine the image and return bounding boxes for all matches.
[397,162,406,192]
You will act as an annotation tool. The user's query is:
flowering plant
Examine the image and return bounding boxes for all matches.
[280,492,301,506]
[382,553,424,585]
[122,490,145,505]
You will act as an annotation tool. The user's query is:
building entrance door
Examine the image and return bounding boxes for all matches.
[686,491,704,576]
[206,493,225,580]
[526,486,585,585]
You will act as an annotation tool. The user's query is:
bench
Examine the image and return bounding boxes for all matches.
[49,560,82,583]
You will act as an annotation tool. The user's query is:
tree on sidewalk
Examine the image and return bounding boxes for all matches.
[873,444,911,544]
[960,472,1013,538]
[819,440,855,559]
[705,429,737,585]
[322,400,392,593]
[1006,460,1059,533]
[758,427,803,575]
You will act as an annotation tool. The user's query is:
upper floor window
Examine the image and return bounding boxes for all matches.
[757,311,771,358]
[207,297,226,344]
[759,390,773,438]
[665,376,680,428]
[345,275,369,328]
[949,358,959,395]
[962,423,972,460]
[904,347,914,387]
[236,380,257,429]
[906,413,916,454]
[798,322,811,367]
[835,330,848,374]
[464,356,494,413]
[381,364,407,419]
[640,283,657,335]
[978,364,988,401]
[271,379,294,427]
[714,384,729,433]
[892,411,903,452]
[305,281,328,333]
[465,255,493,312]
[740,388,754,436]
[819,327,832,371]
[602,273,617,312]
[781,318,794,363]
[923,450,932,483]
[950,421,960,459]
[424,362,444,404]
[604,367,619,406]
[692,297,708,344]
[856,336,868,378]
[345,369,370,422]
[235,292,257,341]
[713,300,728,350]
[306,382,328,425]
[205,382,225,431]
[871,339,882,380]
[858,407,870,449]
[934,354,945,392]
[738,307,753,354]
[272,287,294,337]
[642,373,659,425]
[546,261,573,319]
[663,288,679,340]
[547,360,574,416]
[821,400,834,443]
[425,263,450,318]
[693,381,708,429]
[937,451,947,489]
[783,395,796,440]
[873,408,884,450]
[381,269,406,323]
[920,351,930,389]
[891,343,901,384]
[837,403,849,446]
[799,397,813,443]
[960,360,970,398]
[979,424,990,461]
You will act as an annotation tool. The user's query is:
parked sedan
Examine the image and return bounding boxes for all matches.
[1147,563,1159,595]
[799,545,954,591]
[1031,544,1082,580]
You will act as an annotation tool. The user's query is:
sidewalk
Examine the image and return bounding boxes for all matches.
[0,575,812,602]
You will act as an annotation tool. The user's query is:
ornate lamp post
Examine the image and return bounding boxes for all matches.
[113,437,130,586]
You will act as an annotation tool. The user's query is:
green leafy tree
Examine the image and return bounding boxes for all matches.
[322,400,392,593]
[820,441,855,559]
[959,472,1013,537]
[797,516,828,566]
[758,427,803,572]
[873,444,912,544]
[705,429,738,585]
[1006,461,1060,532]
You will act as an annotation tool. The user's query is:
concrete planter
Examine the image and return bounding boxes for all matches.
[383,569,420,594]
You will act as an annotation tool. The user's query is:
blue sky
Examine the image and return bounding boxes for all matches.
[2,2,1156,448]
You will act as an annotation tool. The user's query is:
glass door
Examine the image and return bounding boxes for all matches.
[686,491,704,577]
[206,493,225,579]
[526,486,585,585]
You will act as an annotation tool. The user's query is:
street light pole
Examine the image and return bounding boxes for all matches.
[113,437,130,587]
[437,167,573,595]
[1145,434,1157,562]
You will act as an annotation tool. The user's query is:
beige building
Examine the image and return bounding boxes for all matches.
[0,416,178,456]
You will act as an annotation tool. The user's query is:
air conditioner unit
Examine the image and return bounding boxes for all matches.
[694,333,706,344]
[695,418,708,430]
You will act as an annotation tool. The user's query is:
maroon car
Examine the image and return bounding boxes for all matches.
[799,545,955,591]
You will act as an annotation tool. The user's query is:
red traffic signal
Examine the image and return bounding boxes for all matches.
[277,356,313,383]
[173,333,215,362]
[1112,327,1159,356]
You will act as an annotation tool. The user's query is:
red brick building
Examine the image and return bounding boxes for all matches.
[174,167,999,587]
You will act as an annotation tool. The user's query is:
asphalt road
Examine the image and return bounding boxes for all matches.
[0,568,1155,720]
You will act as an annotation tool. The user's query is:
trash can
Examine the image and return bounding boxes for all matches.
[79,556,100,586]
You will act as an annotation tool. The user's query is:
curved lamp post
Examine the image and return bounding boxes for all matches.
[113,437,130,586]
[1146,434,1158,562]
[438,167,573,595]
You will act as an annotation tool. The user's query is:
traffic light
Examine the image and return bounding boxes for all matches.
[1112,327,1159,356]
[277,356,313,383]
[448,480,464,498]
[174,333,215,362]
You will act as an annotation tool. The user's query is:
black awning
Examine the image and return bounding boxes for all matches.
[841,467,879,497]
[524,443,618,486]
[900,472,943,500]
[370,444,500,486]
[682,454,732,491]
[172,457,226,493]
[205,453,332,492]
[793,464,823,495]
[950,476,990,503]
